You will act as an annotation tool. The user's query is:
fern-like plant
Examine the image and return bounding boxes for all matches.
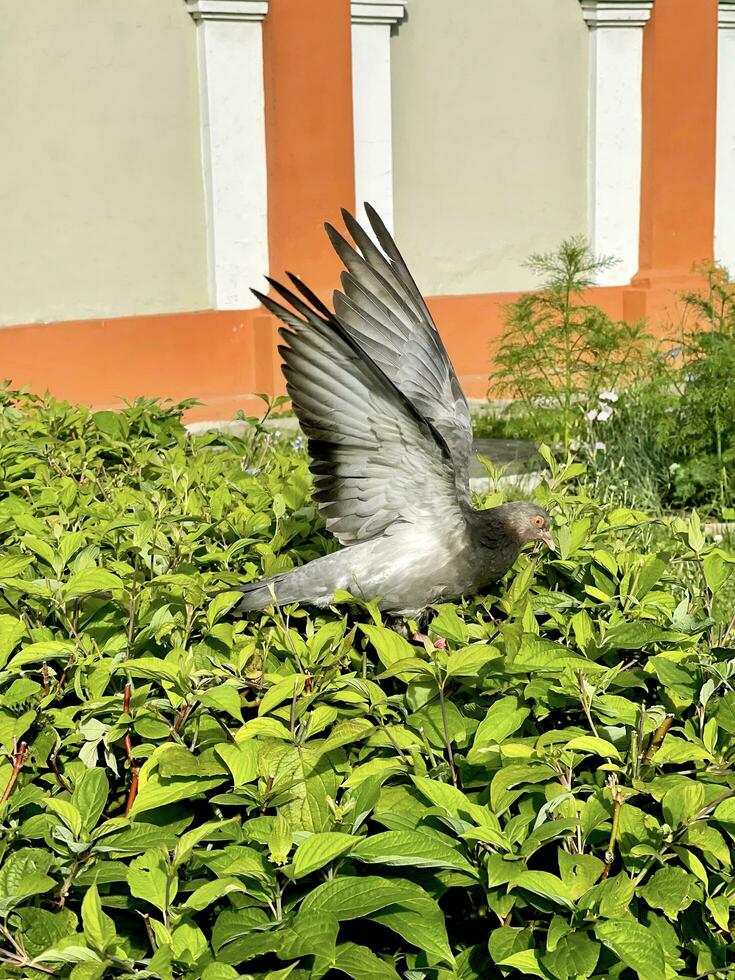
[490,238,651,453]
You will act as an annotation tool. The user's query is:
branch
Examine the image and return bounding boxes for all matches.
[642,715,674,766]
[1,741,28,805]
[122,684,140,816]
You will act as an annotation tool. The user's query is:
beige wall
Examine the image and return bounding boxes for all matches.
[0,0,208,325]
[391,0,588,296]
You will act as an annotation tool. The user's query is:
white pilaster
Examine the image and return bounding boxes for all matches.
[581,1,652,285]
[186,0,269,309]
[716,4,735,276]
[350,1,406,232]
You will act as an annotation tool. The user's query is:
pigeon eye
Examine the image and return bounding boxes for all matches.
[532,515,544,528]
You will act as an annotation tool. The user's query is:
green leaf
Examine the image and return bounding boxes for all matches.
[542,932,600,979]
[173,817,238,868]
[127,848,176,913]
[72,768,109,832]
[0,615,27,669]
[81,885,116,954]
[334,942,402,980]
[0,849,55,915]
[215,741,258,787]
[300,872,432,917]
[318,718,376,755]
[281,910,338,970]
[595,918,666,980]
[184,877,246,911]
[411,776,490,824]
[14,908,77,957]
[496,949,548,978]
[0,557,35,582]
[352,830,477,877]
[64,568,124,597]
[467,695,529,763]
[563,735,621,759]
[639,866,696,920]
[703,551,732,591]
[370,902,453,966]
[512,870,574,909]
[172,917,208,964]
[258,674,305,716]
[268,814,292,865]
[605,621,674,651]
[117,657,183,688]
[299,875,453,963]
[202,965,241,980]
[444,643,500,677]
[130,772,226,814]
[359,624,417,670]
[46,799,83,839]
[430,605,468,644]
[199,685,244,722]
[293,832,356,878]
[661,782,705,827]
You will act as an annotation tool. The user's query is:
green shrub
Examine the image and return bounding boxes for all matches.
[1,395,735,979]
[578,374,677,515]
[489,239,652,454]
[582,264,735,516]
[671,264,735,513]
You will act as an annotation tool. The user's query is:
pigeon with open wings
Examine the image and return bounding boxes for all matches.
[235,205,553,620]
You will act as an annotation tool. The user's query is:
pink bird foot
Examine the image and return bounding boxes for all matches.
[410,633,447,649]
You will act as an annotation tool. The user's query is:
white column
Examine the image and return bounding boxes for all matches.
[581,1,652,285]
[350,1,406,232]
[186,0,269,309]
[716,4,735,276]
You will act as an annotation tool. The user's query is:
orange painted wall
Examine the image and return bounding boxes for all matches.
[635,0,718,286]
[0,1,722,423]
[263,0,355,294]
[0,284,649,422]
[0,309,269,423]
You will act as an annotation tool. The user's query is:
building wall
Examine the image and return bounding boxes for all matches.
[390,0,589,295]
[0,0,208,326]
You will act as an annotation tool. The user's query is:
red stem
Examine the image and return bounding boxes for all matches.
[1,742,28,804]
[122,684,139,815]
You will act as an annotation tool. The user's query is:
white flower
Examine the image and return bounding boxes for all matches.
[669,462,680,473]
[585,408,599,421]
[599,390,618,403]
[594,441,606,451]
[597,405,613,422]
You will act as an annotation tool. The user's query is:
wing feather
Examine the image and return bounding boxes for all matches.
[253,288,466,546]
[326,207,474,499]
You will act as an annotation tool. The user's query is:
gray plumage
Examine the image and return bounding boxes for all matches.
[238,205,553,619]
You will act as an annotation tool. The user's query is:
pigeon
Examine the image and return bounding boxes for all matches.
[235,204,554,621]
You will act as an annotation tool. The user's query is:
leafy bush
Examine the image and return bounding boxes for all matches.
[669,264,735,512]
[578,378,676,516]
[1,394,735,979]
[485,250,735,516]
[488,239,652,453]
[581,264,735,516]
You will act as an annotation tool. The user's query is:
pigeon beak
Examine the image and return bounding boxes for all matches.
[541,529,556,552]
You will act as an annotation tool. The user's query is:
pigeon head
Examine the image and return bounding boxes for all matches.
[501,501,555,551]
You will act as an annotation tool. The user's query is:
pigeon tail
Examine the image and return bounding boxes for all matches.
[232,557,338,614]
[233,571,302,614]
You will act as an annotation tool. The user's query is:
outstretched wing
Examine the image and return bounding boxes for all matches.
[253,279,468,547]
[288,204,474,502]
